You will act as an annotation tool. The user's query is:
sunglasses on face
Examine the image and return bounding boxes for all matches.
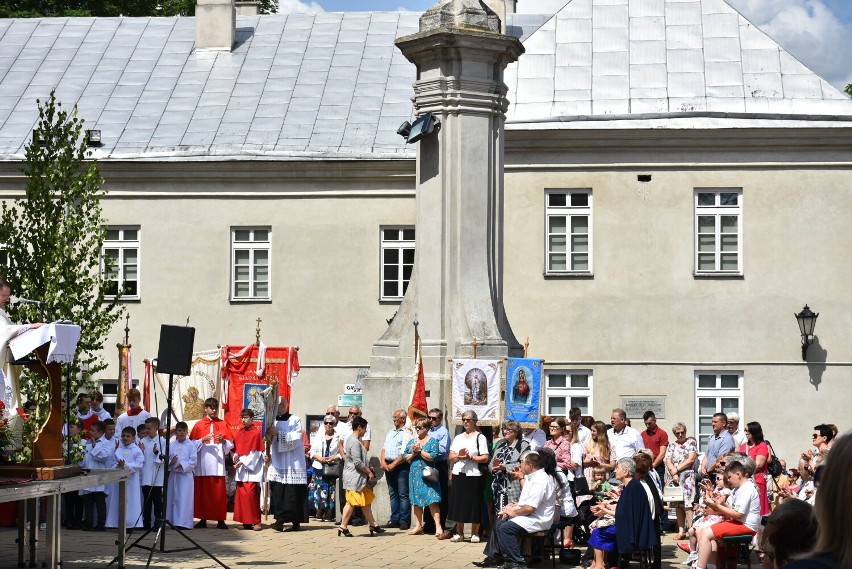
[429,416,440,421]
[324,422,335,425]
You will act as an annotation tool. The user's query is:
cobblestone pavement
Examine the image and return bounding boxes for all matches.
[0,515,711,569]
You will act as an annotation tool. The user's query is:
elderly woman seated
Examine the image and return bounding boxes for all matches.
[586,457,659,569]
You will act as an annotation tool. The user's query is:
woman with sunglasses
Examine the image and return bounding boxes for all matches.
[404,417,442,535]
[448,410,490,543]
[664,422,698,539]
[308,414,341,522]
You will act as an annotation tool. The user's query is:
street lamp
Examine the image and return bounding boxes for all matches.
[795,305,818,361]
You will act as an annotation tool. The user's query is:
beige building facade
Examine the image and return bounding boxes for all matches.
[0,0,851,474]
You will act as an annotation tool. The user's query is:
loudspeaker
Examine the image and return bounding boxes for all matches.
[156,325,195,376]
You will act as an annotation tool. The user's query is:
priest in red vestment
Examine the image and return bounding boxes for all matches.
[232,408,265,530]
[190,398,234,529]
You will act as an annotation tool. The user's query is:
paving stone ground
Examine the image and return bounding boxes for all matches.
[0,515,733,569]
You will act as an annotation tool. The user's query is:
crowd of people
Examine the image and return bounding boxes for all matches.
[21,380,850,569]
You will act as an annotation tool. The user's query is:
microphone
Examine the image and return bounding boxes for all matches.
[10,296,42,305]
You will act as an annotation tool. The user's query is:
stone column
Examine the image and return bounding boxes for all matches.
[363,0,523,521]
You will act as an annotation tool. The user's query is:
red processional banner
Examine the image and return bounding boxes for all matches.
[220,345,300,435]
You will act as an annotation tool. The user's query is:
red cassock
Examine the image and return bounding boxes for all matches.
[190,417,234,521]
[232,425,265,525]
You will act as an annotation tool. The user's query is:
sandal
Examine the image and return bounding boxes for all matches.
[450,534,465,542]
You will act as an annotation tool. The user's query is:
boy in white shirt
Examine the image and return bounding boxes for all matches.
[694,461,761,569]
[81,421,112,531]
[139,417,166,530]
[167,422,198,530]
[105,427,145,529]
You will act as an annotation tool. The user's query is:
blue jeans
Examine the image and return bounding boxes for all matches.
[386,463,411,525]
[492,518,529,564]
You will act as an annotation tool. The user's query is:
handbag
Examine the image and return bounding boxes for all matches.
[765,441,783,478]
[322,459,342,482]
[422,465,439,482]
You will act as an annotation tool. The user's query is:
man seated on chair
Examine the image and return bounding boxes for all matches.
[475,449,559,569]
[694,459,761,569]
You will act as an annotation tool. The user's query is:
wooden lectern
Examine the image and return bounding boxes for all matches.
[1,324,82,480]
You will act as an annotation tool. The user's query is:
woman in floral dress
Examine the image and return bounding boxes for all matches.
[664,421,698,539]
[404,417,441,535]
[489,420,530,512]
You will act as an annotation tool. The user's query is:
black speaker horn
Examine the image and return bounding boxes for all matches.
[156,324,195,376]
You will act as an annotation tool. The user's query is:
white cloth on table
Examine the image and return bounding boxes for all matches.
[167,438,198,529]
[8,323,80,364]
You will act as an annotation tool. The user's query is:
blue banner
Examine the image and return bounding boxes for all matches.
[505,358,543,427]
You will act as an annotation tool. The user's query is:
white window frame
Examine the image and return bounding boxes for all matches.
[543,369,594,417]
[101,226,141,300]
[230,227,271,301]
[694,371,744,453]
[379,226,415,301]
[694,189,742,276]
[545,189,593,275]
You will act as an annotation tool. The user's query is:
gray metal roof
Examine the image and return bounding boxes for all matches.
[0,2,850,161]
[505,0,852,123]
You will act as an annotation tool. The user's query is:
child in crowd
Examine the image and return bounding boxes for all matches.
[80,420,111,531]
[106,426,145,529]
[116,388,150,436]
[136,423,147,442]
[167,422,197,529]
[75,393,97,438]
[232,408,265,531]
[682,469,732,564]
[89,389,111,420]
[189,397,233,529]
[139,417,166,530]
[590,466,612,496]
[693,461,761,569]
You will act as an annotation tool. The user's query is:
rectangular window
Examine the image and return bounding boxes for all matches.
[0,246,7,268]
[694,371,743,453]
[544,370,593,416]
[545,190,592,274]
[102,227,140,299]
[380,227,415,301]
[231,227,271,301]
[695,189,742,275]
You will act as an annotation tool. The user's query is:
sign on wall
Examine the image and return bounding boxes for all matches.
[621,396,665,419]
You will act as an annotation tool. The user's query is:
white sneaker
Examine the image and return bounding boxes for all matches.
[470,535,481,543]
[450,534,464,542]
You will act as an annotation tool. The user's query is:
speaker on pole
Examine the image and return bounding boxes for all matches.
[156,325,195,376]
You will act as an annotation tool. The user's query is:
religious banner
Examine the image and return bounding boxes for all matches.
[451,358,501,426]
[221,345,300,435]
[505,358,543,427]
[153,349,221,430]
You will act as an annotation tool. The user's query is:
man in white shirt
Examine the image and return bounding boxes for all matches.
[475,451,557,569]
[726,412,747,450]
[523,427,546,450]
[570,407,591,446]
[607,408,643,460]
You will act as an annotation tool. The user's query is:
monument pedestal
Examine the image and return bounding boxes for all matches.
[364,0,524,520]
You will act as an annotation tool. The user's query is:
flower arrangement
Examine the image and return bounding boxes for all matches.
[63,433,87,465]
[0,401,12,456]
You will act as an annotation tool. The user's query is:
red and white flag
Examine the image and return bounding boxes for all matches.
[408,331,428,422]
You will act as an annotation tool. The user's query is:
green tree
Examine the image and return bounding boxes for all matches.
[846,84,852,97]
[0,91,125,397]
[0,0,279,17]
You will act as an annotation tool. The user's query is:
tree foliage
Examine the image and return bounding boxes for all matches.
[0,0,279,17]
[846,84,852,97]
[0,91,125,396]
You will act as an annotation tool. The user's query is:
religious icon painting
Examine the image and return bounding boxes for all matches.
[452,358,501,426]
[242,383,268,428]
[505,358,543,428]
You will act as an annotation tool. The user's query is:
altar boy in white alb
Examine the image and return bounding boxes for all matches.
[167,422,198,529]
[139,417,166,529]
[106,426,145,529]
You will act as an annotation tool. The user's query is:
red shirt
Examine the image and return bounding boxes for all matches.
[190,416,234,443]
[641,426,669,459]
[234,424,264,456]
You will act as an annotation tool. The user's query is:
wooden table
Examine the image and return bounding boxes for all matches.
[0,469,131,569]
